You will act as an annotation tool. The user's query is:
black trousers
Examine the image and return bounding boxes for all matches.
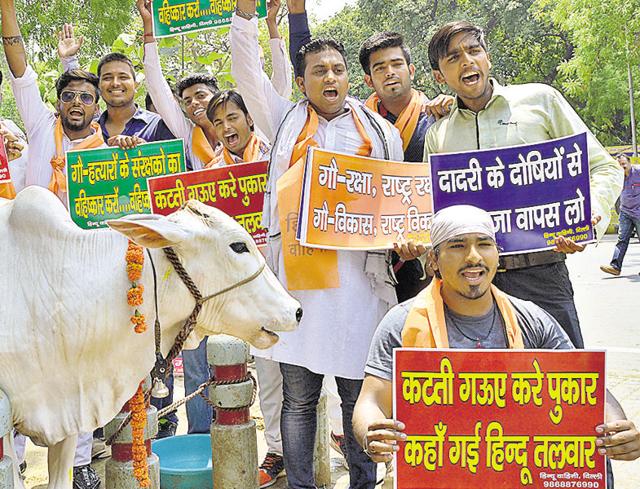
[492,261,584,348]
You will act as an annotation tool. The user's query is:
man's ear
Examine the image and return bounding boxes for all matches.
[432,69,446,85]
[246,113,254,129]
[295,76,306,95]
[364,73,374,89]
[428,248,439,274]
[409,63,416,81]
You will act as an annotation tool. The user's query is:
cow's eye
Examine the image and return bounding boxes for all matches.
[230,242,249,254]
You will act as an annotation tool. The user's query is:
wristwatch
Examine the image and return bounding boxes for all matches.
[235,6,256,20]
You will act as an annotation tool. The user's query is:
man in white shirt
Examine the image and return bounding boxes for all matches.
[232,2,403,487]
[136,0,291,171]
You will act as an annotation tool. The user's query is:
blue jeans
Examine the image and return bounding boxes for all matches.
[182,337,214,433]
[280,363,376,489]
[611,212,640,270]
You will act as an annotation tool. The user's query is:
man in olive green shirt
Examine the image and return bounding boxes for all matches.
[414,21,623,348]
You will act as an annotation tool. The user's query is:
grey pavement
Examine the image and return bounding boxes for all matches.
[21,235,640,488]
[567,234,640,488]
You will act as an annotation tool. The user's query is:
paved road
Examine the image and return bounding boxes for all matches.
[21,236,640,488]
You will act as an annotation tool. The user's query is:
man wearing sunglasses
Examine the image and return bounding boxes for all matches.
[0,1,139,487]
[57,23,180,160]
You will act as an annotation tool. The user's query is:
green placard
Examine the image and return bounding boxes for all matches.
[152,0,267,38]
[66,139,185,229]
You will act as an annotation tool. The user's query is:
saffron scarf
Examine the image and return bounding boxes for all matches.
[222,132,264,166]
[401,278,525,348]
[365,89,426,152]
[276,105,372,290]
[49,117,103,195]
[192,126,219,166]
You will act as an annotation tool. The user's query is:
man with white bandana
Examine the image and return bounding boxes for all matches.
[353,205,640,489]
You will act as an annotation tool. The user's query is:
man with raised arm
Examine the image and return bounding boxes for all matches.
[231,1,403,487]
[0,1,108,487]
[397,21,624,349]
[353,205,640,489]
[286,0,452,303]
[57,23,178,154]
[136,0,291,171]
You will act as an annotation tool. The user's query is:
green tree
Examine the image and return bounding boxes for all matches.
[534,0,640,144]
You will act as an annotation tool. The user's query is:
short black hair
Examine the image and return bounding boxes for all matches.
[175,75,219,99]
[428,21,487,71]
[295,38,348,78]
[358,32,411,75]
[97,52,136,79]
[206,90,254,131]
[55,69,100,102]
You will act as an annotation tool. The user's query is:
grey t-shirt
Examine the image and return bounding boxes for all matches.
[365,294,574,381]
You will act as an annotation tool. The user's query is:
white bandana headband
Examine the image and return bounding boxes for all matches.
[430,205,496,248]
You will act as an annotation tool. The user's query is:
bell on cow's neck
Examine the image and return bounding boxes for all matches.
[151,378,170,398]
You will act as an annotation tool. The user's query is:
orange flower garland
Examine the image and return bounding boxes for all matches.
[126,241,147,333]
[130,382,151,488]
[125,241,150,487]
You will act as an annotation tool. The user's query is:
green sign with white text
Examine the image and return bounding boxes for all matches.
[152,0,267,38]
[66,139,185,229]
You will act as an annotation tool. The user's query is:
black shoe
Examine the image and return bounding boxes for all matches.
[156,418,178,439]
[18,461,26,479]
[73,464,101,489]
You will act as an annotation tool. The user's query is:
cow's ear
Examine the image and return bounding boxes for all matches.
[107,215,189,248]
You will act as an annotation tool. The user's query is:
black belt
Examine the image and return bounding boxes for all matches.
[498,250,566,272]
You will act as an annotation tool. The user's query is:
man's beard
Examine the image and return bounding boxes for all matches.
[461,285,489,300]
[61,115,90,132]
[104,95,134,109]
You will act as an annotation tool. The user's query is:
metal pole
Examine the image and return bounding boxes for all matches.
[628,63,637,156]
[0,389,14,488]
[208,335,259,489]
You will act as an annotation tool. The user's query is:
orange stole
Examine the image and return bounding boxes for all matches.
[401,278,525,348]
[192,126,218,165]
[49,118,103,195]
[276,106,372,290]
[365,89,426,152]
[0,181,16,199]
[222,133,263,166]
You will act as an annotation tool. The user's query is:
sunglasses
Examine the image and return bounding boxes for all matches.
[60,90,96,105]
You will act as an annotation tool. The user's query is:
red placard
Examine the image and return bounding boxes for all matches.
[0,138,10,184]
[393,349,606,489]
[147,161,268,246]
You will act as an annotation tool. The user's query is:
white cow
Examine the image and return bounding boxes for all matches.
[0,186,301,489]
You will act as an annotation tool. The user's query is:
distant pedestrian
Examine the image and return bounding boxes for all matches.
[601,154,640,276]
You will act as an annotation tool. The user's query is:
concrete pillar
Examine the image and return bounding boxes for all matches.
[314,392,331,488]
[208,335,259,489]
[0,389,13,489]
[105,378,160,489]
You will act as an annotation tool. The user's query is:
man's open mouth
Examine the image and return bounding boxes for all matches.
[461,268,487,285]
[461,72,481,85]
[225,133,239,147]
[323,88,339,101]
[69,109,84,118]
[193,108,206,117]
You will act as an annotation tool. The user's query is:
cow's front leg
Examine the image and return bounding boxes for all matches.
[47,434,77,489]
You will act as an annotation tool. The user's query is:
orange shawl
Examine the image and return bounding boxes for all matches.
[276,105,372,290]
[222,132,263,166]
[402,278,525,348]
[49,117,103,195]
[192,126,219,166]
[365,89,427,152]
